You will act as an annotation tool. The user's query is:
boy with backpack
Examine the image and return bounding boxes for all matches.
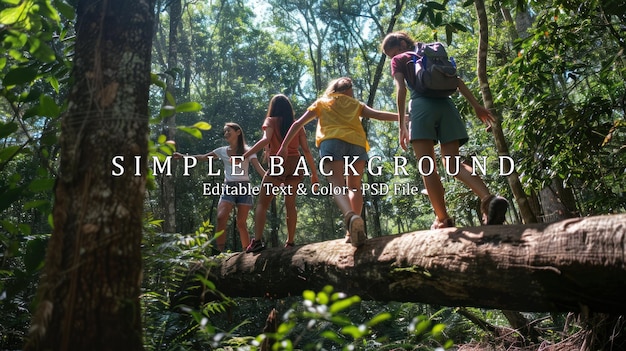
[381,31,509,229]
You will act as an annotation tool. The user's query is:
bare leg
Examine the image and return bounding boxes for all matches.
[215,200,235,251]
[235,204,252,250]
[323,160,366,246]
[283,178,303,245]
[439,140,508,225]
[323,160,356,216]
[411,139,450,222]
[253,187,274,241]
[346,160,366,215]
[440,140,490,199]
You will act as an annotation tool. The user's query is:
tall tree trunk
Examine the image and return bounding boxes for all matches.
[161,0,181,233]
[539,178,578,222]
[514,7,533,39]
[24,0,155,350]
[474,0,537,224]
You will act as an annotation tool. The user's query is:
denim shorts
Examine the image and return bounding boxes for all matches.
[219,181,254,206]
[409,97,468,146]
[319,139,368,162]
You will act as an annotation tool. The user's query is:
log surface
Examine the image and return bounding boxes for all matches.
[202,214,626,313]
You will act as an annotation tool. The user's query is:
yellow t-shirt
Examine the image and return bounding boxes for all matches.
[307,94,369,152]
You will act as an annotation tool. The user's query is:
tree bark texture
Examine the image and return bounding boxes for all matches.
[25,0,155,350]
[161,0,181,233]
[192,214,626,314]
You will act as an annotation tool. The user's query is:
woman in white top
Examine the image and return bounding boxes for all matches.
[174,122,265,252]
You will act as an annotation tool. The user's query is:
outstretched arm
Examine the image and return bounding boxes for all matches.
[243,127,271,159]
[457,78,495,127]
[361,104,398,121]
[277,110,317,157]
[297,129,319,184]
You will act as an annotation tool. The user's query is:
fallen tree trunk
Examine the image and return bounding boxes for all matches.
[189,214,626,313]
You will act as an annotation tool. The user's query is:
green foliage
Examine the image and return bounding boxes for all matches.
[0,2,73,347]
[141,217,237,350]
[494,1,626,214]
[0,0,73,231]
[248,286,454,350]
[0,232,49,348]
[412,0,472,45]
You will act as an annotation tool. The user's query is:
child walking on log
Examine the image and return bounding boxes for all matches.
[381,31,509,228]
[174,122,265,252]
[243,94,319,252]
[278,77,397,247]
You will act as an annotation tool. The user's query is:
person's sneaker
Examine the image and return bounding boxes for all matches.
[246,238,265,253]
[343,212,366,247]
[481,195,509,225]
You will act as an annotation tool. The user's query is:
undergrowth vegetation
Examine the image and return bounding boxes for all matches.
[136,220,622,351]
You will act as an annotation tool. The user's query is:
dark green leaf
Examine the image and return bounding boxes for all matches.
[435,12,443,26]
[3,66,38,86]
[449,22,469,32]
[427,8,436,24]
[32,41,56,63]
[0,145,21,161]
[0,122,18,139]
[446,24,453,45]
[0,185,26,212]
[24,200,50,211]
[54,0,76,20]
[25,236,48,273]
[28,178,55,192]
[426,1,447,11]
[39,95,61,117]
[417,8,428,22]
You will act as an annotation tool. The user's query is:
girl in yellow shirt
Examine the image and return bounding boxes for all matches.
[278,77,397,247]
